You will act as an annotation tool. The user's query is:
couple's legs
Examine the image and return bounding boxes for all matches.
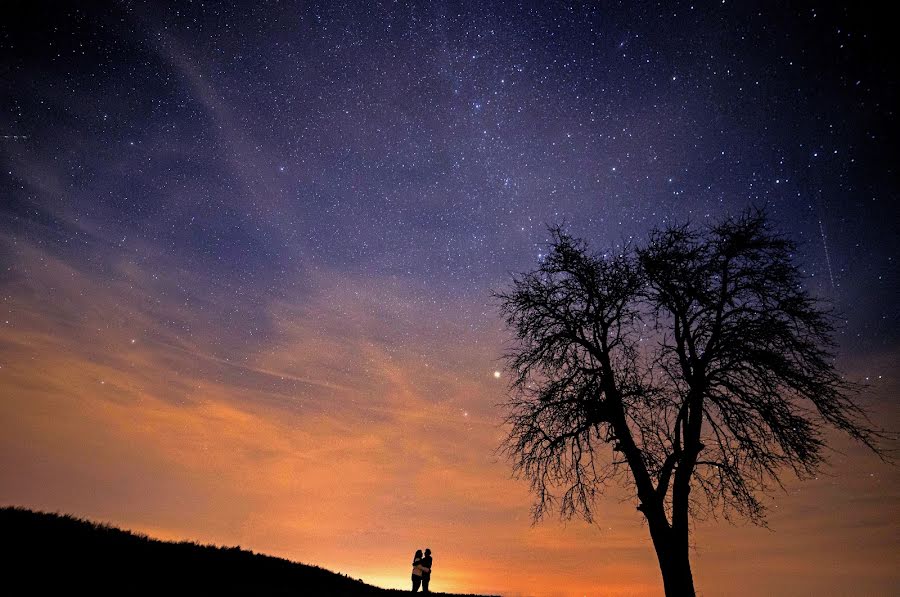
[422,576,430,593]
[412,576,422,592]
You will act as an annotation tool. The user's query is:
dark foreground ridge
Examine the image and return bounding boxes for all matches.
[2,507,499,596]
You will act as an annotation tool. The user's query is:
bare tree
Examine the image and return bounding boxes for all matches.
[495,211,886,597]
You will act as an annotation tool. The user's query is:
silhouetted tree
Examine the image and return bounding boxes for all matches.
[495,210,886,597]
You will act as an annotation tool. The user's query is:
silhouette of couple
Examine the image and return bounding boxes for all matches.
[410,547,433,592]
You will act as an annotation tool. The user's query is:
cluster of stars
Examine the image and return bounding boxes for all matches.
[0,3,896,594]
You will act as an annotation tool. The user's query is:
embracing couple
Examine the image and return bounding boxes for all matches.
[410,548,433,593]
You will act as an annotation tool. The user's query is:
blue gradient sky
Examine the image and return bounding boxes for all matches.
[1,2,897,595]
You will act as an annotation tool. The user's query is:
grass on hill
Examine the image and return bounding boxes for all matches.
[1,506,499,596]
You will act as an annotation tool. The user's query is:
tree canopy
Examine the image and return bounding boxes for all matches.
[495,210,887,596]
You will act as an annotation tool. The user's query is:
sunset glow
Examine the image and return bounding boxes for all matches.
[2,3,897,596]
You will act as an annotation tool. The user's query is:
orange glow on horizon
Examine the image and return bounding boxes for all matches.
[1,239,897,597]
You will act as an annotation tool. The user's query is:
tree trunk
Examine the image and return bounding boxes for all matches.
[651,533,696,597]
[645,510,696,597]
[654,387,701,597]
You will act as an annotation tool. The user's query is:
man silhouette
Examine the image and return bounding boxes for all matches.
[420,548,433,593]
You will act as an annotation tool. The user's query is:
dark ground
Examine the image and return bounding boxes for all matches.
[1,507,499,597]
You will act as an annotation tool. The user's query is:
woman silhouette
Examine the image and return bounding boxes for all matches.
[411,549,424,592]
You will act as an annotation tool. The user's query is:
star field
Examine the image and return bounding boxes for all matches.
[1,3,897,596]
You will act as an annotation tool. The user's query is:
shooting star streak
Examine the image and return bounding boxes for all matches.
[818,219,836,290]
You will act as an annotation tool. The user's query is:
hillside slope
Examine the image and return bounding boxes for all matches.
[1,507,498,596]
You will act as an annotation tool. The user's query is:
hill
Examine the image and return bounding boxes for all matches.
[1,506,498,596]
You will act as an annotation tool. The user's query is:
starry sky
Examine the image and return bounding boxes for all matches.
[1,2,898,596]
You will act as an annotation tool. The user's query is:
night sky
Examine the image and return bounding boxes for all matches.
[1,2,897,596]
